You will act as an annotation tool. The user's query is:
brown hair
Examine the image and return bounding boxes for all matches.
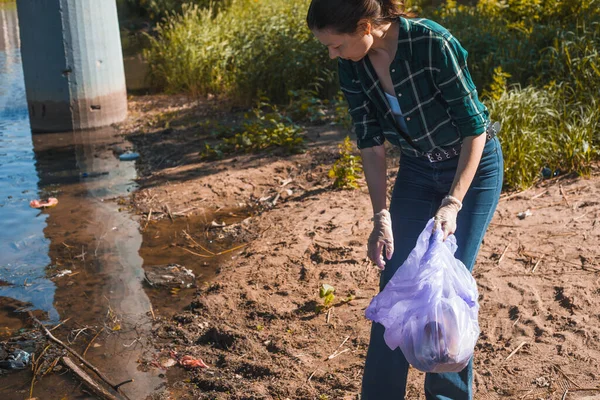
[306,0,415,34]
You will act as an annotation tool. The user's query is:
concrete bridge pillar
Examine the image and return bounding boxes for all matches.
[16,0,127,132]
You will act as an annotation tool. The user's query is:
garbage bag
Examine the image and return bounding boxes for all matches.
[365,218,479,373]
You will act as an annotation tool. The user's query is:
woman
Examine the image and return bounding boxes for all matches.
[307,0,503,399]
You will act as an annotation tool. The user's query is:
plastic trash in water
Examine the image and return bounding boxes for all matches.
[0,349,31,370]
[365,219,479,373]
[119,152,140,161]
[29,198,58,208]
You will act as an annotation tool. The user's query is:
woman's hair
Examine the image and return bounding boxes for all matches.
[307,0,414,34]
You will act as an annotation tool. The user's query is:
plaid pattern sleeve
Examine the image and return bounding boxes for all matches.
[338,58,385,150]
[432,33,488,137]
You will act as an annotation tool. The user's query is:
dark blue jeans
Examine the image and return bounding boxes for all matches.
[361,137,504,400]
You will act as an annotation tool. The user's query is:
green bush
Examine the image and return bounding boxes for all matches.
[201,99,306,159]
[488,85,599,189]
[118,0,232,22]
[431,0,600,100]
[144,0,337,104]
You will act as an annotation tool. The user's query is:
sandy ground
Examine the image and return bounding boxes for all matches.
[118,95,600,400]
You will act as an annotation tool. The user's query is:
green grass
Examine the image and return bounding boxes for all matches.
[144,0,337,104]
[488,85,599,189]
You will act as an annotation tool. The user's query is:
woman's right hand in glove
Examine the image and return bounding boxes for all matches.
[368,209,394,270]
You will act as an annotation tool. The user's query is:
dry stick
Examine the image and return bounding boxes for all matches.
[531,257,544,273]
[48,317,72,332]
[529,190,549,200]
[326,308,332,325]
[42,356,61,377]
[177,246,213,258]
[505,341,527,361]
[561,389,569,400]
[559,185,571,206]
[307,369,317,383]
[164,204,174,222]
[27,312,132,398]
[83,328,105,358]
[143,208,152,231]
[500,189,530,202]
[327,348,351,360]
[554,365,581,389]
[62,356,122,400]
[214,243,247,256]
[490,223,519,228]
[182,230,215,255]
[29,344,51,398]
[326,336,350,361]
[497,242,512,265]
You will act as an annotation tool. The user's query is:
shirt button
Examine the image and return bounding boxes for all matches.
[398,93,402,97]
[406,117,411,121]
[391,69,396,73]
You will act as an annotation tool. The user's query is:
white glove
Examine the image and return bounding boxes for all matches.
[434,195,463,240]
[368,209,394,270]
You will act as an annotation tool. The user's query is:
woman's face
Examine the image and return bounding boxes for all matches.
[312,25,373,62]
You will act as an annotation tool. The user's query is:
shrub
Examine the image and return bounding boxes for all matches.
[329,137,363,190]
[488,85,599,189]
[144,0,337,104]
[201,99,305,159]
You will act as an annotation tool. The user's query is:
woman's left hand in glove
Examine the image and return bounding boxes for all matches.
[433,195,463,240]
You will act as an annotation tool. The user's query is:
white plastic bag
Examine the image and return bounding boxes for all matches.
[365,219,480,373]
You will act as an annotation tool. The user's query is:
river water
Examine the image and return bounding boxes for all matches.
[0,4,164,399]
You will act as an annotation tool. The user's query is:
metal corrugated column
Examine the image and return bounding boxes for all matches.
[16,0,127,132]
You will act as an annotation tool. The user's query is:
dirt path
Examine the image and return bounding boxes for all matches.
[119,95,600,400]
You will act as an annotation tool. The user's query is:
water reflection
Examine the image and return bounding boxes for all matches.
[31,128,163,398]
[0,8,57,324]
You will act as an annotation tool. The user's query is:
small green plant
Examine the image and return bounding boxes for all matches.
[287,88,328,123]
[200,99,306,159]
[318,395,330,400]
[315,284,335,313]
[330,92,353,131]
[329,137,363,189]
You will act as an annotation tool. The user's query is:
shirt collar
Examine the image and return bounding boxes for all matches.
[394,17,413,62]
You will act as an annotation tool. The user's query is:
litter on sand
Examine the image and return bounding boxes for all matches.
[29,197,58,208]
[517,209,532,219]
[119,152,140,161]
[180,355,209,369]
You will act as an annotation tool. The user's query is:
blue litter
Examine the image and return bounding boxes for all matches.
[541,167,552,179]
[119,152,140,161]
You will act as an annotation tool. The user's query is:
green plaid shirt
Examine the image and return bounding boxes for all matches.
[339,17,489,156]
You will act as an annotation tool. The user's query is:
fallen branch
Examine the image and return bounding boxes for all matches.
[62,356,122,400]
[531,257,544,273]
[28,312,131,398]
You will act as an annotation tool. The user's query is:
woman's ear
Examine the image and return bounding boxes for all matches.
[357,19,371,36]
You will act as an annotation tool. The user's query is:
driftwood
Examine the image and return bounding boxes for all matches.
[27,312,132,399]
[62,357,122,400]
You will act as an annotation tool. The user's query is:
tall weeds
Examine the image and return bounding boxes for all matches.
[144,0,337,104]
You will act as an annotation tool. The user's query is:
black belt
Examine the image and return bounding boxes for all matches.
[423,121,500,163]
